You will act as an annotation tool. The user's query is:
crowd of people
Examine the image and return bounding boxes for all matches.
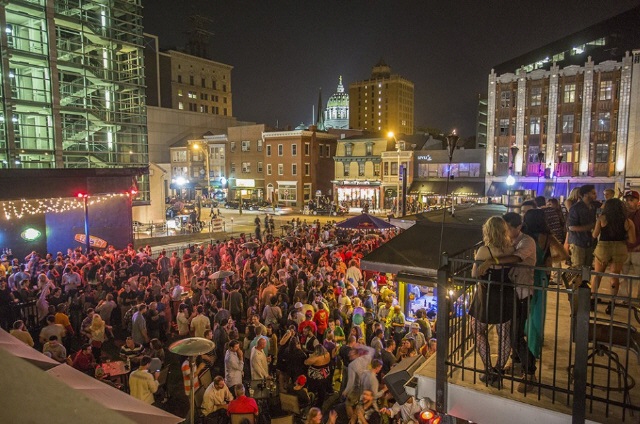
[0,218,440,424]
[470,186,640,392]
[4,185,636,422]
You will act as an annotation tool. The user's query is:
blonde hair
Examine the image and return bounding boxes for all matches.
[482,216,511,251]
[567,187,581,203]
[90,314,105,332]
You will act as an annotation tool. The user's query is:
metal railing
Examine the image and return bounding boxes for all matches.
[435,249,640,423]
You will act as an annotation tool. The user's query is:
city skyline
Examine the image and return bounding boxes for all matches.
[142,0,639,137]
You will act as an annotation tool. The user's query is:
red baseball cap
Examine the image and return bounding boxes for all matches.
[296,375,307,386]
[624,190,640,200]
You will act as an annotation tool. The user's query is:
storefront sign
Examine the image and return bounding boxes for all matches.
[211,218,224,232]
[235,179,255,188]
[417,155,433,161]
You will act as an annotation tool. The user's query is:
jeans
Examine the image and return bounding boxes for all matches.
[511,296,536,375]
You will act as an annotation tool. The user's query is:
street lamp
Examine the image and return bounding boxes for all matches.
[191,141,211,195]
[387,131,402,216]
[507,144,519,210]
[537,151,544,196]
[439,130,460,259]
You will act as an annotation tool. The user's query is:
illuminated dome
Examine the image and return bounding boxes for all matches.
[324,76,349,129]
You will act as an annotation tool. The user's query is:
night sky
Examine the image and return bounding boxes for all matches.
[142,0,640,138]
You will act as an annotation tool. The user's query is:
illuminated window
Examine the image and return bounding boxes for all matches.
[530,87,542,106]
[562,115,574,133]
[597,112,610,132]
[266,164,272,175]
[564,84,576,103]
[599,80,612,100]
[529,117,541,134]
[595,143,609,162]
[278,164,283,175]
[178,101,184,110]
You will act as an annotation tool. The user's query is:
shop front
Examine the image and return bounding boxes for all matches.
[334,180,381,209]
[229,178,264,202]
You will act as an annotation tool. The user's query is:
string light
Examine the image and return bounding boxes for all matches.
[2,193,131,220]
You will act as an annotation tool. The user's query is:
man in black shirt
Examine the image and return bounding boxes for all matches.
[380,339,397,377]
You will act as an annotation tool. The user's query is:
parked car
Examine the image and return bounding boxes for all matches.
[166,202,197,219]
[224,200,240,209]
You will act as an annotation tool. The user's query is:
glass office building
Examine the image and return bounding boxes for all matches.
[0,0,147,193]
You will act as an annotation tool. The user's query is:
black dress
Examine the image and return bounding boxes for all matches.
[468,265,514,324]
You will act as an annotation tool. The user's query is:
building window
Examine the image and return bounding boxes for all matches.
[318,144,323,158]
[224,108,227,116]
[304,163,310,176]
[178,101,184,110]
[178,89,183,97]
[529,117,540,135]
[172,150,187,162]
[344,162,350,176]
[201,78,205,87]
[595,143,609,163]
[223,84,227,92]
[230,141,236,153]
[177,75,182,83]
[242,140,250,152]
[358,162,365,176]
[366,144,373,156]
[499,118,509,136]
[562,115,574,133]
[267,164,272,175]
[241,162,251,173]
[230,162,236,173]
[383,162,389,175]
[498,147,509,163]
[500,91,511,108]
[599,80,612,101]
[292,164,297,175]
[325,145,331,158]
[212,80,216,90]
[345,144,353,156]
[390,162,398,176]
[530,87,542,106]
[305,143,310,156]
[257,140,263,152]
[278,164,284,175]
[190,76,194,85]
[564,83,576,103]
[374,162,380,176]
[597,112,611,132]
[257,161,263,172]
[278,184,296,203]
[278,144,283,156]
[266,145,271,157]
[291,144,297,156]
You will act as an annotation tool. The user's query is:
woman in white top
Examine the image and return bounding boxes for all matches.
[468,216,515,387]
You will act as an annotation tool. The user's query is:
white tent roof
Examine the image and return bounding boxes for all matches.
[0,327,59,370]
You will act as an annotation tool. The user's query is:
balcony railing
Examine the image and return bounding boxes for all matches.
[431,247,640,423]
[555,162,574,177]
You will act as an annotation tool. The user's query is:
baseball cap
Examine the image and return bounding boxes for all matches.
[411,322,420,329]
[305,310,313,317]
[624,190,640,200]
[296,375,307,386]
[294,302,303,309]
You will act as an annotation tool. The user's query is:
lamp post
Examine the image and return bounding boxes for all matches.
[506,144,519,210]
[537,151,544,196]
[387,132,402,216]
[77,193,90,253]
[439,130,459,259]
[191,141,211,196]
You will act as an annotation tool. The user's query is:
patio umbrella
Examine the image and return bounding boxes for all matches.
[0,328,59,370]
[209,270,235,279]
[241,241,260,249]
[335,213,396,230]
[47,364,182,424]
[0,349,133,424]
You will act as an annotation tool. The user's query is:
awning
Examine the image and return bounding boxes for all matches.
[359,204,504,275]
[486,181,614,199]
[409,180,486,196]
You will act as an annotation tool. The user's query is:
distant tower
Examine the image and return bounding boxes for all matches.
[324,76,349,129]
[185,14,214,59]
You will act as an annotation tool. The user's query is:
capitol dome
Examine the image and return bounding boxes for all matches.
[324,76,349,129]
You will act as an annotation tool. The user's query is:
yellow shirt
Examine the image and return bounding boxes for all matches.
[129,369,159,404]
[54,312,72,329]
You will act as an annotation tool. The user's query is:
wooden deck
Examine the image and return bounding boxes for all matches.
[417,281,640,424]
